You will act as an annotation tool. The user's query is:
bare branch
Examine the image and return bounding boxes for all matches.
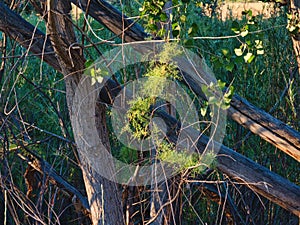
[0,2,61,72]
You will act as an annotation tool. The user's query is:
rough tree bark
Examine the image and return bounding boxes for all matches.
[289,0,300,71]
[289,0,300,125]
[46,0,124,224]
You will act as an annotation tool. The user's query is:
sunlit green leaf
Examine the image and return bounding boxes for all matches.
[234,48,243,56]
[244,52,255,63]
[200,103,208,117]
[257,49,264,55]
[241,30,248,37]
[221,48,230,56]
[180,15,186,23]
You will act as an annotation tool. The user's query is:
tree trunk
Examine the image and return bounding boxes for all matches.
[45,0,124,224]
[289,0,300,72]
[289,0,300,124]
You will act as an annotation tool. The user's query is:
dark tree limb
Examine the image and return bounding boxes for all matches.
[17,150,90,212]
[156,110,300,217]
[70,0,148,43]
[0,2,60,71]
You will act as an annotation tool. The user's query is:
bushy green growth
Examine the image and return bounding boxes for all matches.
[127,97,153,139]
[125,43,182,139]
[144,63,178,79]
[124,42,220,175]
[156,43,184,65]
[157,141,216,175]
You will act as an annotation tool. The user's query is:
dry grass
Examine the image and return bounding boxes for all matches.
[219,2,280,20]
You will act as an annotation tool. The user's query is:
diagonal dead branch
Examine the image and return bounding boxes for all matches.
[70,0,300,162]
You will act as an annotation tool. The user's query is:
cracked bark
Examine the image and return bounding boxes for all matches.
[46,0,124,224]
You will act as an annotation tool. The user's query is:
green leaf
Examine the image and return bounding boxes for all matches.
[90,67,95,77]
[221,103,231,110]
[9,143,18,151]
[201,85,208,95]
[242,9,252,17]
[221,48,230,57]
[224,85,234,99]
[85,59,94,68]
[200,103,208,117]
[217,80,226,89]
[255,40,263,48]
[234,48,243,56]
[240,30,248,37]
[225,62,235,72]
[96,76,104,83]
[245,39,251,46]
[287,24,297,33]
[160,13,168,22]
[180,15,186,23]
[257,49,264,55]
[208,96,218,105]
[91,77,97,85]
[244,52,255,63]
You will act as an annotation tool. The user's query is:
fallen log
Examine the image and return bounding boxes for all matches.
[157,110,300,217]
[69,0,300,162]
[0,1,300,217]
